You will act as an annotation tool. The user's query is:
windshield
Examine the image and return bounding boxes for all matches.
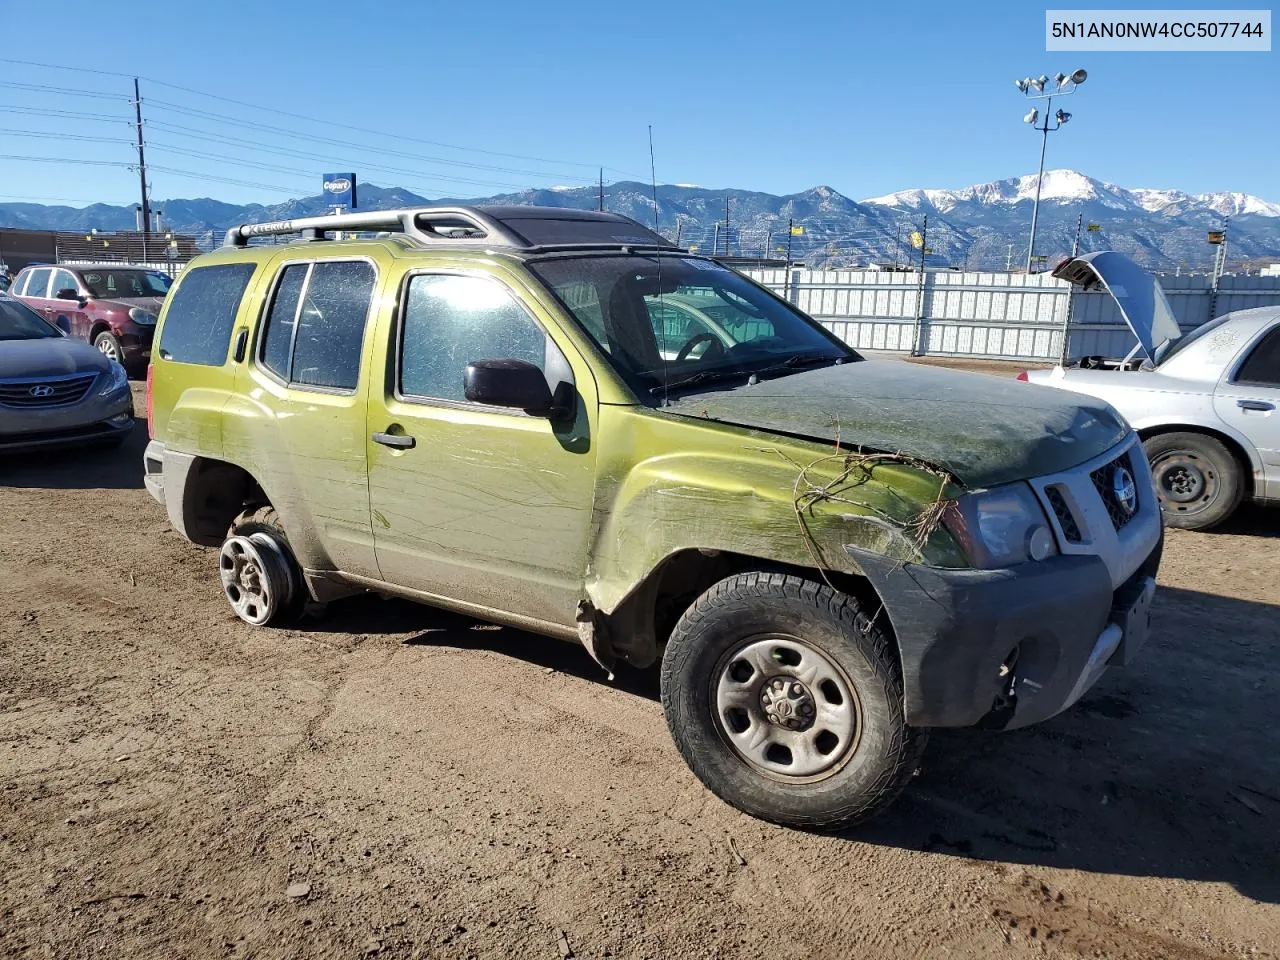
[0,296,60,340]
[1154,313,1231,366]
[80,269,171,299]
[530,255,856,396]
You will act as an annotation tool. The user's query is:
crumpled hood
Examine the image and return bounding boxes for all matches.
[664,360,1129,488]
[0,337,111,380]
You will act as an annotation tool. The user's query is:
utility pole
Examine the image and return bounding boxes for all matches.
[1209,217,1229,321]
[893,220,904,269]
[674,220,682,247]
[763,229,772,260]
[784,217,796,300]
[911,215,928,356]
[1006,243,1014,271]
[1071,212,1083,257]
[133,77,151,264]
[723,197,731,257]
[598,168,604,212]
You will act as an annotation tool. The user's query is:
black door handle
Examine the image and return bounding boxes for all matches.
[1237,399,1275,412]
[372,431,415,449]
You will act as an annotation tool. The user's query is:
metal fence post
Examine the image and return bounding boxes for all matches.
[910,215,928,356]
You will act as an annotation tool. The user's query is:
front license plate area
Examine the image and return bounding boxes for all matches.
[1112,577,1156,666]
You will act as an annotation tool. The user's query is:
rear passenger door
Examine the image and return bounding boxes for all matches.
[365,269,599,628]
[241,257,381,578]
[47,268,88,338]
[16,267,51,318]
[1215,322,1280,499]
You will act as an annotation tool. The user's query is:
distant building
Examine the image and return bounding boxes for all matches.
[0,227,202,273]
[1261,262,1280,277]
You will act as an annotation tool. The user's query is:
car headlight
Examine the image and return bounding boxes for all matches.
[98,362,128,396]
[129,307,158,325]
[943,483,1058,569]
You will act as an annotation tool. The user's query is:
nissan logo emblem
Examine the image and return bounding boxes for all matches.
[1112,465,1138,516]
[28,384,54,398]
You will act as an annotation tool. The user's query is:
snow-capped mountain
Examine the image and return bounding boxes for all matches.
[1,171,1276,271]
[861,169,1279,220]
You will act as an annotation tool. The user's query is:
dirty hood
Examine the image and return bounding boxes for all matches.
[1052,251,1182,358]
[664,360,1129,488]
[105,295,166,315]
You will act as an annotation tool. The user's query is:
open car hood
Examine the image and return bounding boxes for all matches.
[1052,251,1182,358]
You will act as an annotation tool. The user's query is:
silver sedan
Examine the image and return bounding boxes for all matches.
[1025,252,1279,530]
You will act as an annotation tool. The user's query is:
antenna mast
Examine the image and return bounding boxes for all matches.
[647,126,659,233]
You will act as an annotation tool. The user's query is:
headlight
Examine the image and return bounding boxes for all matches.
[944,483,1058,569]
[129,307,158,325]
[98,362,128,396]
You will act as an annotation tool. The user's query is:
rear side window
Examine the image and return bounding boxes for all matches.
[19,268,50,298]
[257,260,375,391]
[1235,326,1280,387]
[157,263,257,366]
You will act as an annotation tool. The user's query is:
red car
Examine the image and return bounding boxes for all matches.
[10,263,171,373]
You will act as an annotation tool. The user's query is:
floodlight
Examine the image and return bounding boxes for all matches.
[1070,68,1087,84]
[1024,108,1039,124]
[1056,109,1071,124]
[1015,78,1029,92]
[1055,72,1068,86]
[1030,77,1046,91]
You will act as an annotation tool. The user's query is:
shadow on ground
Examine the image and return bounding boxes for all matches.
[0,416,147,491]
[327,584,1279,902]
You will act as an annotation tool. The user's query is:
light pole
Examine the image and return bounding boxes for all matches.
[1015,69,1087,273]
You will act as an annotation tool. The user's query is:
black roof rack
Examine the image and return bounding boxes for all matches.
[222,205,680,253]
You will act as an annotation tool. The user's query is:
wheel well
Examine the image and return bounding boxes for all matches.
[603,548,889,670]
[88,321,111,342]
[1137,424,1255,498]
[180,458,267,546]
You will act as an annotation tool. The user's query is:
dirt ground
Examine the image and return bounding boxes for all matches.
[2,378,1278,960]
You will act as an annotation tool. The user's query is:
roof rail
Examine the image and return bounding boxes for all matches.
[223,206,526,248]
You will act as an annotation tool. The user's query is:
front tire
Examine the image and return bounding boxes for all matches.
[1144,432,1243,530]
[660,571,925,829]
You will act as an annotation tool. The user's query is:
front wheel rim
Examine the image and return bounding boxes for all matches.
[97,338,120,361]
[712,635,861,782]
[219,533,291,625]
[1153,452,1218,514]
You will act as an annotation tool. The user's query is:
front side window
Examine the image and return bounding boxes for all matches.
[1235,325,1280,387]
[257,260,375,391]
[529,255,853,398]
[50,269,79,298]
[156,263,257,366]
[399,273,548,403]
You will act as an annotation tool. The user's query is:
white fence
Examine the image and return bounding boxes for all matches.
[743,267,1280,362]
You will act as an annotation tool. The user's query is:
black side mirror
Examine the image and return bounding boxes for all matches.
[465,358,569,419]
[56,288,81,301]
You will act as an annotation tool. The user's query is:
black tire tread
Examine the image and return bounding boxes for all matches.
[660,571,927,830]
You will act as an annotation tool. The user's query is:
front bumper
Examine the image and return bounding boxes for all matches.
[0,411,134,453]
[850,537,1162,729]
[119,327,153,369]
[0,383,134,454]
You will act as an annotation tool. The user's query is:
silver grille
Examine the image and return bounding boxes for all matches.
[0,373,97,408]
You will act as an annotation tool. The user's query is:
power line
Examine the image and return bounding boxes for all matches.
[0,79,127,101]
[0,128,131,145]
[144,98,598,183]
[0,57,644,178]
[0,105,130,124]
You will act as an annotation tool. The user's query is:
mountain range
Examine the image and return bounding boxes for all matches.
[1,169,1276,271]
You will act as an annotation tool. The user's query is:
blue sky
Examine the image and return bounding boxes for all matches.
[0,0,1274,207]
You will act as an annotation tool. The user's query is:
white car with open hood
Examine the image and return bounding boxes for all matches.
[1024,251,1280,530]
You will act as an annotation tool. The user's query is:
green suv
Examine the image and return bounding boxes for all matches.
[144,206,1162,827]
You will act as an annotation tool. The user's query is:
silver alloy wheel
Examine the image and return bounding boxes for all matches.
[218,533,293,626]
[96,336,121,362]
[713,636,860,781]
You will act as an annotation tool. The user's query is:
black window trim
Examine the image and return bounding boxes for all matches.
[391,267,570,417]
[155,261,260,367]
[1228,321,1280,388]
[253,255,378,397]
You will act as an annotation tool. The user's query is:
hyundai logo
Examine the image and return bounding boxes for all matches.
[1112,465,1138,516]
[323,178,351,194]
[28,384,54,398]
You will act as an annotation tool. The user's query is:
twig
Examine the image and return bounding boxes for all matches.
[727,836,747,866]
[80,892,145,907]
[101,597,123,606]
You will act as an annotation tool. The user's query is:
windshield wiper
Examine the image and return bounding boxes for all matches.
[747,352,847,380]
[649,367,750,395]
